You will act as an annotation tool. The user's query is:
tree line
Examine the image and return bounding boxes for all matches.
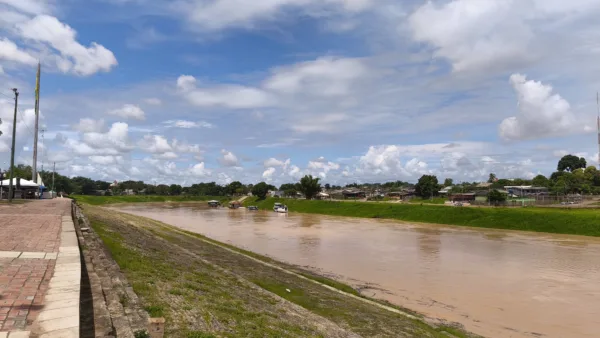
[4,154,598,198]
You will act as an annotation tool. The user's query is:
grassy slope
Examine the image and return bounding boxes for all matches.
[72,195,230,205]
[245,197,600,237]
[82,204,476,338]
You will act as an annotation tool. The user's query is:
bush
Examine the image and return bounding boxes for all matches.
[488,189,507,204]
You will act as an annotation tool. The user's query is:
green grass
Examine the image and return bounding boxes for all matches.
[72,195,230,205]
[245,197,600,237]
[407,197,448,205]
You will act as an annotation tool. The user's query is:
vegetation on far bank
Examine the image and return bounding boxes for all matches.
[245,197,600,237]
[72,195,231,205]
[82,205,475,338]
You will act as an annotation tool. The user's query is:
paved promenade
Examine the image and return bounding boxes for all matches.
[0,199,80,338]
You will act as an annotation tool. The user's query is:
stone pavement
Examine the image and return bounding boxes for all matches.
[0,199,80,338]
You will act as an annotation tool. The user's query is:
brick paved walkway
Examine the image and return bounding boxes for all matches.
[0,200,73,336]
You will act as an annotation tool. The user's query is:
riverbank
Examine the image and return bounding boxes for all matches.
[80,203,476,338]
[72,195,231,205]
[245,197,600,237]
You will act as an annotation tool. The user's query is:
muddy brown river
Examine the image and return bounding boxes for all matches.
[114,204,600,338]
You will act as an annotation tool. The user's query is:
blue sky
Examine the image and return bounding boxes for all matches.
[1,0,599,186]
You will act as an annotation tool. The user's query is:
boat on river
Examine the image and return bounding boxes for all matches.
[207,200,220,208]
[247,206,259,211]
[273,203,288,213]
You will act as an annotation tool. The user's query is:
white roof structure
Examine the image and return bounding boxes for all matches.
[0,178,40,187]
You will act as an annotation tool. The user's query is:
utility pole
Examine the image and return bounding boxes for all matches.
[8,89,19,202]
[32,63,41,183]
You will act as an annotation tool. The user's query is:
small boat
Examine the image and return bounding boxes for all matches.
[274,204,288,213]
[229,201,242,209]
[208,200,220,208]
[273,203,283,212]
[247,206,259,211]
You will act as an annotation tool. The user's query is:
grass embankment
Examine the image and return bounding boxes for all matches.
[407,197,447,205]
[82,204,476,338]
[72,195,230,205]
[245,198,600,237]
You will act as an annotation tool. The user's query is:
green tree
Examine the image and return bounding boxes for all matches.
[488,173,497,183]
[298,175,322,200]
[531,174,550,187]
[415,175,439,199]
[251,182,270,200]
[226,181,243,196]
[156,184,169,195]
[169,184,182,196]
[487,189,507,204]
[443,178,453,187]
[557,155,587,172]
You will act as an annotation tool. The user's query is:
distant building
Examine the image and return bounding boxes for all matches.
[342,189,366,199]
[270,190,285,198]
[504,186,548,196]
[449,193,476,202]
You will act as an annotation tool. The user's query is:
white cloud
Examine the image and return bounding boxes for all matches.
[64,122,132,156]
[163,120,213,129]
[144,97,162,105]
[138,135,172,154]
[17,15,117,75]
[89,155,124,165]
[307,158,340,173]
[0,0,52,15]
[176,0,374,33]
[264,56,367,97]
[0,38,37,65]
[499,74,584,141]
[262,167,276,180]
[219,149,239,167]
[409,0,533,73]
[264,158,285,167]
[108,104,145,120]
[177,75,272,109]
[189,162,211,177]
[73,118,104,133]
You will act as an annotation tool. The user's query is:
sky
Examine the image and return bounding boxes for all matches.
[1,0,600,186]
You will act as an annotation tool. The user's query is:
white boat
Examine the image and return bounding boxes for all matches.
[273,203,288,213]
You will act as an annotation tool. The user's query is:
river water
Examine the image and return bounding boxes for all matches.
[114,204,600,338]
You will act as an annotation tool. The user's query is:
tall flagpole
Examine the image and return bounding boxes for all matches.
[597,92,600,170]
[32,62,41,183]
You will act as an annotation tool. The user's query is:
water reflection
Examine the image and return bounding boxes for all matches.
[113,204,600,338]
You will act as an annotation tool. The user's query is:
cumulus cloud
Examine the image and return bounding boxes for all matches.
[262,167,276,181]
[17,15,117,75]
[64,122,132,156]
[177,75,272,109]
[189,162,211,177]
[264,56,367,97]
[138,135,172,154]
[307,157,340,174]
[89,155,124,165]
[263,158,286,167]
[108,104,145,120]
[499,74,582,141]
[0,38,37,65]
[219,149,239,167]
[409,0,533,72]
[163,120,213,129]
[73,118,104,133]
